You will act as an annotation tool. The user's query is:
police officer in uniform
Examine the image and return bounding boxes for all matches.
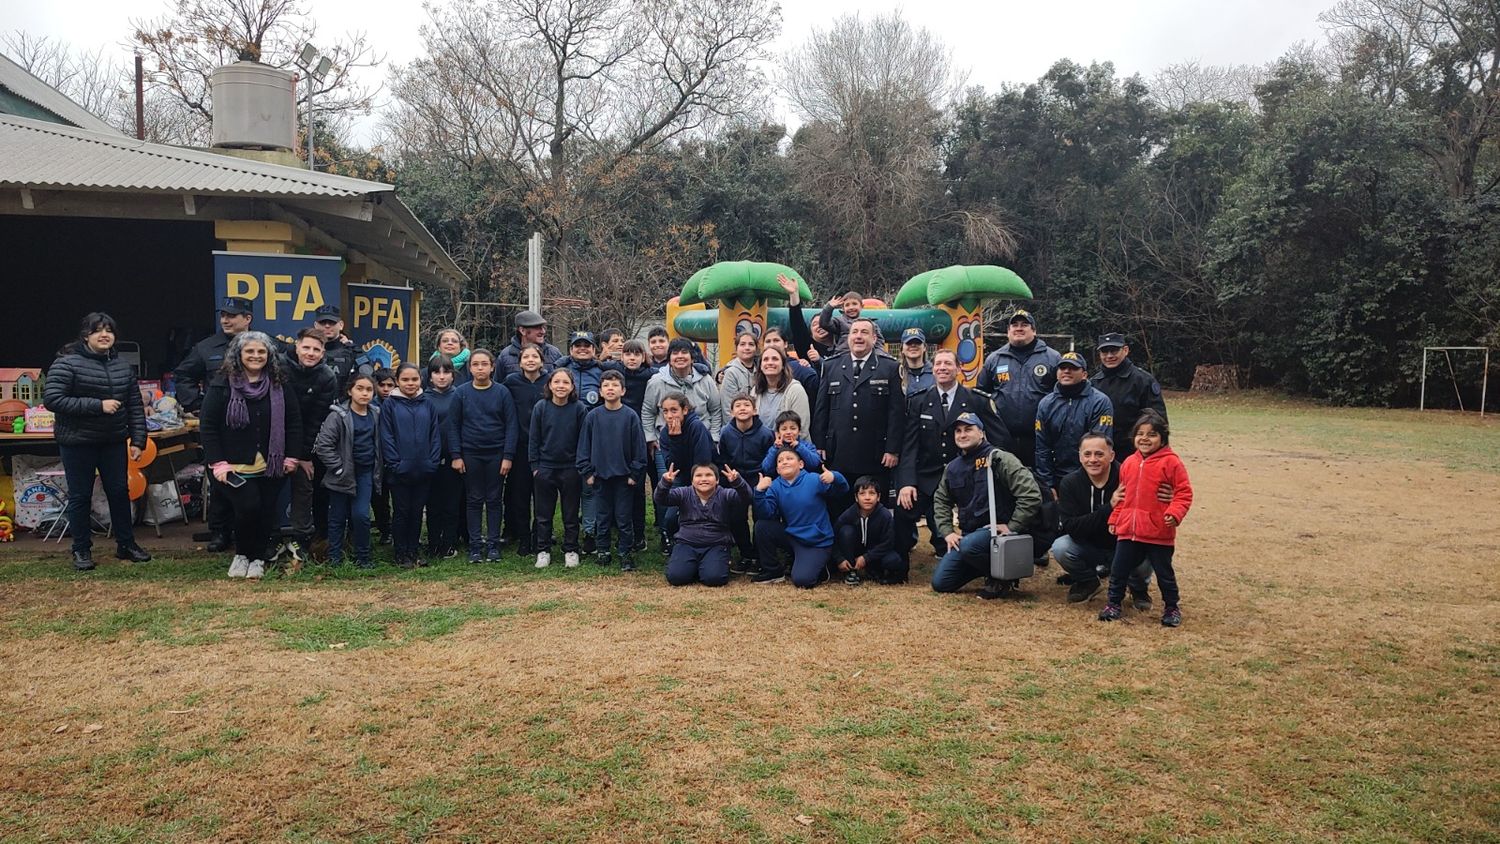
[976,308,1061,468]
[812,317,905,515]
[174,297,254,552]
[313,304,358,389]
[894,348,1003,565]
[1091,332,1167,460]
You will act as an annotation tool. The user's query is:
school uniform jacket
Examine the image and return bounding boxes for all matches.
[812,352,905,478]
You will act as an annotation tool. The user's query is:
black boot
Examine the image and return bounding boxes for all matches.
[72,551,95,571]
[206,534,231,553]
[115,544,152,563]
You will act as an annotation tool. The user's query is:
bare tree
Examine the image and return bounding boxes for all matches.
[131,0,380,145]
[780,11,1011,295]
[384,0,780,314]
[1321,0,1500,197]
[1150,60,1266,110]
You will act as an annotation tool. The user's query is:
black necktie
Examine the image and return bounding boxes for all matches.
[941,391,950,412]
[854,359,863,377]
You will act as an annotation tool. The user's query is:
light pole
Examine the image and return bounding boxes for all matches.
[295,44,332,170]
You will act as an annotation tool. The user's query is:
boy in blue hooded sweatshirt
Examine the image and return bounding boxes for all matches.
[378,362,442,568]
[578,371,646,570]
[752,445,848,588]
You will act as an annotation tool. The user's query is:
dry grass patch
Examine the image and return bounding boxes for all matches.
[0,395,1497,842]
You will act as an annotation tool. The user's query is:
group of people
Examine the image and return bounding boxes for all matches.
[43,284,1195,625]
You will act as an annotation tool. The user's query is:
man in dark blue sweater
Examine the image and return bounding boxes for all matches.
[578,371,647,569]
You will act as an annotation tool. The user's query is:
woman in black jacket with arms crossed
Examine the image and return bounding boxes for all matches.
[43,312,151,571]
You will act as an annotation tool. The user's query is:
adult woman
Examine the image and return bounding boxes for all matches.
[750,346,811,432]
[43,312,151,571]
[430,328,472,386]
[200,331,303,580]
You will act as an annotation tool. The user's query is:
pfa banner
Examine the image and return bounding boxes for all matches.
[213,252,343,345]
[346,283,419,371]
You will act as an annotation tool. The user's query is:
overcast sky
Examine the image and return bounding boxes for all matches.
[7,0,1334,145]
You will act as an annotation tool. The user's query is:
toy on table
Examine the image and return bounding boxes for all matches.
[10,417,23,434]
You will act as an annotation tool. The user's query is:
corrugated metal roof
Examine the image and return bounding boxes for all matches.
[0,112,394,197]
[0,52,123,135]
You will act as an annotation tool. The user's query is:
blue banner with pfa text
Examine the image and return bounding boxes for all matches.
[213,252,343,345]
[346,283,418,371]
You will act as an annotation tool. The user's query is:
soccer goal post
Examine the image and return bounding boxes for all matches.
[1419,346,1491,417]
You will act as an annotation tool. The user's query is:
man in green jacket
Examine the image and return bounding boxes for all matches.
[931,412,1041,597]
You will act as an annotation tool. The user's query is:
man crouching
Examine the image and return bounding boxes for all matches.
[930,412,1042,598]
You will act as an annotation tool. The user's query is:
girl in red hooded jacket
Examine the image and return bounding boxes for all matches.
[1099,409,1193,626]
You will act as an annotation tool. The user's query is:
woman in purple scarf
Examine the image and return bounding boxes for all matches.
[200,331,302,580]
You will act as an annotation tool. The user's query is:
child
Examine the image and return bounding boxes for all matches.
[502,344,546,554]
[315,373,381,569]
[835,475,903,586]
[620,339,654,551]
[371,367,397,544]
[717,392,772,573]
[450,349,518,563]
[578,371,647,570]
[530,368,588,568]
[424,355,463,559]
[758,410,821,477]
[377,362,442,568]
[656,392,716,548]
[752,445,848,588]
[1098,410,1194,627]
[655,463,751,587]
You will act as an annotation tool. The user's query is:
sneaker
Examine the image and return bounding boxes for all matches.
[1056,573,1074,586]
[1161,606,1182,627]
[72,551,95,571]
[564,551,580,568]
[1067,578,1102,603]
[206,534,231,553]
[115,544,152,563]
[595,553,612,567]
[581,533,597,553]
[228,555,249,578]
[729,557,751,575]
[1131,589,1153,612]
[844,570,862,586]
[486,544,502,563]
[1033,555,1050,568]
[1098,603,1122,622]
[630,539,647,553]
[469,549,484,564]
[751,570,786,584]
[620,559,636,572]
[535,551,552,569]
[443,547,460,560]
[354,559,374,570]
[377,532,391,546]
[245,559,266,580]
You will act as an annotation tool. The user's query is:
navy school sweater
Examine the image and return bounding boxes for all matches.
[653,476,752,547]
[423,385,458,460]
[449,380,519,459]
[657,410,715,474]
[578,403,647,480]
[529,398,589,470]
[503,372,547,456]
[834,503,896,562]
[620,364,653,415]
[378,391,442,480]
[718,416,774,480]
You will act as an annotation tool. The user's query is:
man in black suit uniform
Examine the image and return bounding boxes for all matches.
[812,318,906,515]
[893,348,1005,564]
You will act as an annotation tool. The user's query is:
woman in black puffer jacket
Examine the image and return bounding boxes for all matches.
[42,312,151,571]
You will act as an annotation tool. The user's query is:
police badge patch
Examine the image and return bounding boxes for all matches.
[1033,364,1048,377]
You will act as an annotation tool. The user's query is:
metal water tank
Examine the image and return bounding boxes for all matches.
[210,61,296,150]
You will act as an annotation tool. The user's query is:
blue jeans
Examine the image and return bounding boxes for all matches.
[1051,535,1149,592]
[593,476,633,557]
[931,528,999,593]
[652,448,673,536]
[59,441,134,553]
[753,520,832,588]
[462,454,504,549]
[665,542,730,586]
[1107,540,1179,607]
[327,468,374,565]
[581,469,597,536]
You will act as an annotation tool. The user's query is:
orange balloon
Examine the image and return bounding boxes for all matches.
[128,437,157,470]
[127,469,147,500]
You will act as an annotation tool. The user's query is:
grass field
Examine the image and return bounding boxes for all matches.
[1,394,1497,843]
